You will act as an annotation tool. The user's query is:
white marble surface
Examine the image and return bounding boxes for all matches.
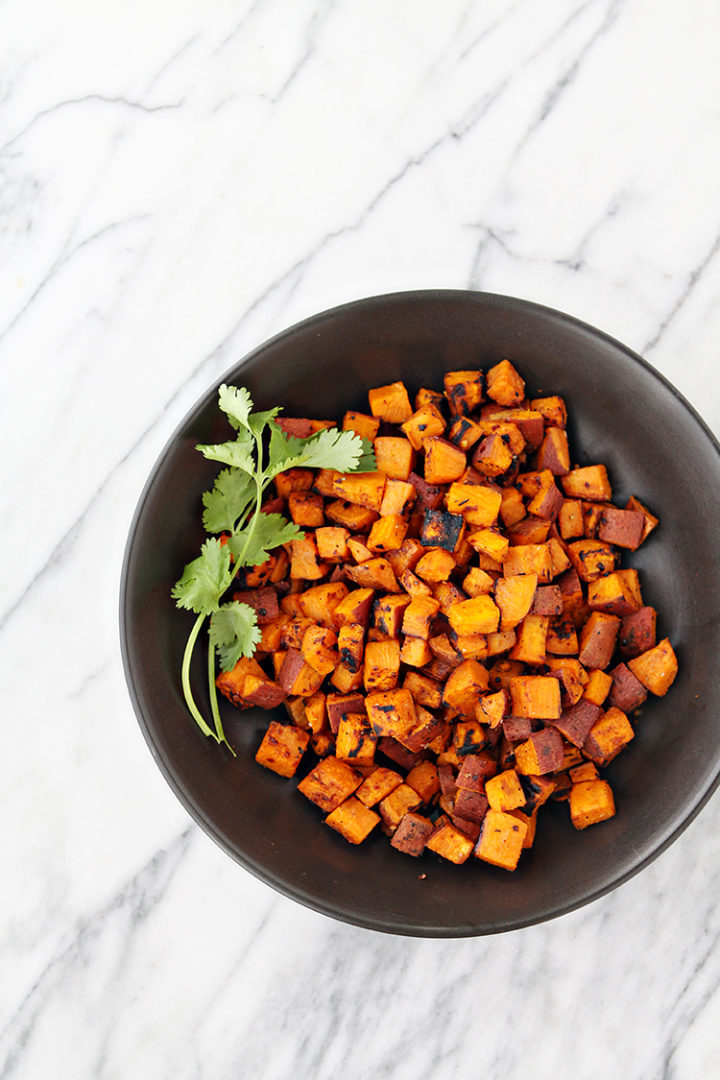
[3,1,720,1076]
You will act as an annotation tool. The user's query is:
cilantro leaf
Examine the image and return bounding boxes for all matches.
[266,424,375,479]
[248,406,282,438]
[228,511,304,567]
[218,384,253,431]
[171,537,233,615]
[201,468,255,533]
[210,601,263,671]
[196,429,255,472]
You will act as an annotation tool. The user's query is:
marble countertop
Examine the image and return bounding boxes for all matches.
[4,2,720,1077]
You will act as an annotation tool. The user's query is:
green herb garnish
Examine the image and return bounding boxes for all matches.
[172,384,375,751]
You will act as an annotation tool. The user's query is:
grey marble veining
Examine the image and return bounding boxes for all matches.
[3,1,720,1077]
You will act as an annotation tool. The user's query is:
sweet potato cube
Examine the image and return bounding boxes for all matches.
[333,587,374,629]
[391,812,434,856]
[444,369,484,415]
[628,638,678,696]
[467,528,510,562]
[379,479,416,518]
[587,571,641,616]
[415,547,456,583]
[403,671,444,711]
[315,526,350,563]
[401,706,447,753]
[366,688,418,740]
[255,721,310,777]
[329,663,363,693]
[298,756,363,812]
[335,715,377,766]
[289,535,329,580]
[567,539,616,582]
[378,783,423,831]
[216,656,285,709]
[426,820,475,863]
[447,415,485,450]
[569,779,616,829]
[297,582,349,628]
[355,767,404,807]
[447,595,500,637]
[476,420,526,456]
[424,437,467,484]
[500,486,526,529]
[333,470,386,511]
[274,466,314,499]
[583,667,613,706]
[530,584,563,617]
[348,538,374,564]
[399,568,433,597]
[545,657,588,704]
[569,762,599,783]
[288,490,324,527]
[346,557,400,593]
[475,809,528,870]
[583,706,634,765]
[304,693,328,734]
[401,403,446,450]
[473,433,514,477]
[462,567,495,598]
[280,616,315,650]
[509,808,537,849]
[619,606,657,660]
[368,381,413,424]
[325,796,380,844]
[474,690,506,729]
[495,573,538,630]
[373,436,416,482]
[419,508,464,553]
[400,635,433,667]
[336,623,364,675]
[550,699,601,748]
[546,617,579,656]
[342,410,380,441]
[324,500,379,531]
[503,544,553,584]
[441,659,491,713]
[625,495,659,543]
[536,427,570,476]
[278,648,326,697]
[578,612,620,670]
[367,513,409,554]
[363,639,401,691]
[486,359,525,406]
[597,505,645,550]
[405,761,440,803]
[510,675,562,719]
[301,625,339,676]
[608,662,648,712]
[527,475,564,521]
[558,499,585,540]
[374,594,412,637]
[485,768,526,811]
[445,483,502,527]
[509,614,548,665]
[531,394,567,428]
[561,464,612,502]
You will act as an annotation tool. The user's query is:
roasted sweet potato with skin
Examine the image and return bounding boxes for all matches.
[391,812,434,856]
[628,638,678,696]
[607,662,648,712]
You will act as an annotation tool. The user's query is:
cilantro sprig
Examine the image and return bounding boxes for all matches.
[171,384,375,751]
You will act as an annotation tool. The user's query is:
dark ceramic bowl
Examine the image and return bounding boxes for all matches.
[120,290,720,936]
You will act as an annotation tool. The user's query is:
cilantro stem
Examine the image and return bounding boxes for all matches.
[208,638,235,755]
[181,613,219,743]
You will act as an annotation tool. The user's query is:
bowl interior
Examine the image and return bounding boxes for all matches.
[121,290,720,936]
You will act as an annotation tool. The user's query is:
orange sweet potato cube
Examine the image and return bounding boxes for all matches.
[536,427,570,476]
[424,437,467,484]
[346,557,401,593]
[561,465,613,502]
[335,715,377,766]
[342,410,380,441]
[444,369,484,415]
[583,667,613,706]
[400,635,433,667]
[365,687,418,740]
[583,706,634,765]
[401,403,446,450]
[324,500,379,531]
[567,539,617,583]
[288,490,325,527]
[509,614,548,665]
[373,436,416,482]
[462,567,495,597]
[531,394,567,428]
[472,434,514,477]
[426,820,475,863]
[301,624,339,677]
[485,768,526,811]
[558,499,585,540]
[355,767,404,807]
[445,483,502,527]
[325,796,380,844]
[474,809,528,870]
[289,535,329,580]
[367,514,409,554]
[255,721,310,778]
[368,381,413,423]
[274,467,314,499]
[486,358,525,406]
[380,479,417,517]
[415,547,456,583]
[298,756,363,812]
[467,528,510,562]
[447,595,500,636]
[628,638,678,696]
[405,761,440,803]
[329,663,363,693]
[333,470,386,511]
[442,659,491,714]
[315,526,350,563]
[476,690,507,728]
[495,573,538,630]
[399,568,433,597]
[378,783,423,831]
[503,544,553,584]
[401,595,441,638]
[375,594,413,637]
[569,779,616,829]
[333,587,374,629]
[363,639,401,691]
[500,486,526,528]
[510,675,562,719]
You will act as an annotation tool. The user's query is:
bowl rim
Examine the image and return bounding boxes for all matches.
[119,287,720,936]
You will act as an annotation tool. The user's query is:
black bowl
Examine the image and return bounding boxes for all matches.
[120,289,720,936]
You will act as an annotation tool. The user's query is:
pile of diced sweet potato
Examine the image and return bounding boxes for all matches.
[216,361,678,871]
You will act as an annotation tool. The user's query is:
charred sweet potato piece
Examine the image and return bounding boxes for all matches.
[473,433,514,477]
[333,587,374,629]
[391,812,434,856]
[346,557,400,593]
[335,714,376,766]
[365,688,418,740]
[288,490,324,527]
[333,470,386,511]
[486,359,525,406]
[567,539,616,582]
[513,728,564,776]
[216,656,286,709]
[420,508,464,552]
[619,606,657,659]
[444,370,484,415]
[278,648,326,697]
[255,721,310,777]
[298,756,363,812]
[401,403,446,450]
[363,639,401,692]
[583,706,634,765]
